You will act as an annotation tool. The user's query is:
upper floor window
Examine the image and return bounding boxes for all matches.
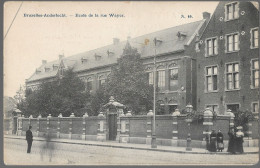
[205,38,218,56]
[252,102,259,113]
[169,68,178,91]
[98,75,106,88]
[206,66,218,92]
[251,59,259,88]
[226,63,239,90]
[148,72,154,85]
[251,28,259,49]
[225,2,239,21]
[226,33,239,52]
[86,77,93,91]
[157,70,165,91]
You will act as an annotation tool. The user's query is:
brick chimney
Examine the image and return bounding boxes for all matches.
[113,38,120,45]
[203,12,211,20]
[59,54,64,60]
[42,60,47,64]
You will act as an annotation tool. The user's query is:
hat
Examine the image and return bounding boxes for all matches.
[236,126,243,130]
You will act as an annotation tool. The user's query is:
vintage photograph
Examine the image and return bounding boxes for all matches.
[3,1,259,166]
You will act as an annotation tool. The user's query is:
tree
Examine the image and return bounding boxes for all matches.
[103,42,153,115]
[18,69,91,117]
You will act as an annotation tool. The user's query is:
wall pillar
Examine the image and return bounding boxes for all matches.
[146,110,153,145]
[120,111,131,143]
[171,109,180,146]
[202,108,213,148]
[97,112,106,141]
[47,114,51,136]
[17,116,24,136]
[69,113,75,139]
[82,112,88,140]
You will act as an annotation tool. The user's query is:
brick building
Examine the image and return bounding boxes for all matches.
[26,1,259,115]
[195,1,259,115]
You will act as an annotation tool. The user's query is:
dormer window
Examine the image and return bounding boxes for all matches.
[107,50,114,57]
[177,31,187,40]
[36,69,41,74]
[81,57,88,64]
[45,67,50,72]
[95,54,102,61]
[53,64,59,70]
[225,2,239,21]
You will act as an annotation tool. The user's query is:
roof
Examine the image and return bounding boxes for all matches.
[26,20,205,83]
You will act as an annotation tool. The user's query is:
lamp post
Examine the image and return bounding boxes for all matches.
[185,104,193,151]
[151,37,158,148]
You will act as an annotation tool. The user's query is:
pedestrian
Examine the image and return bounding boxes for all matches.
[216,129,224,152]
[235,126,244,154]
[209,129,217,152]
[227,128,236,154]
[26,125,33,153]
[41,133,55,162]
[205,129,210,151]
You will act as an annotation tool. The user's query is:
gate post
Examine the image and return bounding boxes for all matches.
[17,115,24,136]
[146,110,153,145]
[202,108,213,148]
[97,112,106,141]
[82,112,88,140]
[172,109,180,146]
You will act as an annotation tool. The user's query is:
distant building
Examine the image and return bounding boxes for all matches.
[26,1,259,115]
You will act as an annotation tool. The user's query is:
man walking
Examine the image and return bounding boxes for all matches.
[26,126,33,153]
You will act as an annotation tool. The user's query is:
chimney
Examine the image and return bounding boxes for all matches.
[113,38,120,45]
[42,60,47,64]
[59,54,64,60]
[203,12,211,20]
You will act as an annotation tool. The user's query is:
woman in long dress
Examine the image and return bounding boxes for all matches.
[209,130,217,152]
[217,130,224,152]
[235,126,244,154]
[227,128,236,154]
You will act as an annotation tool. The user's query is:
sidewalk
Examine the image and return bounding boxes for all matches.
[4,135,259,155]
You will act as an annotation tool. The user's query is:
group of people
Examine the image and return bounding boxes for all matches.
[206,126,244,154]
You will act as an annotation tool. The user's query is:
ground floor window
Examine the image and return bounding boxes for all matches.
[226,104,240,113]
[206,104,219,114]
[252,102,259,113]
[169,105,178,113]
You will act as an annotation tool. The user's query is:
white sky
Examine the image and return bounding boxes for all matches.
[3,1,219,97]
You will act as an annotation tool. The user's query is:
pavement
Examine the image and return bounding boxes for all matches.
[4,134,259,155]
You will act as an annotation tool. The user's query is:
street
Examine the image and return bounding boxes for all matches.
[4,138,259,165]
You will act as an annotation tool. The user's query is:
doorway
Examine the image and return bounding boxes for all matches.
[108,114,117,140]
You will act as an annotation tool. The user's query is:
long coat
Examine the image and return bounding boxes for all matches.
[227,131,236,154]
[235,131,244,153]
[209,132,217,152]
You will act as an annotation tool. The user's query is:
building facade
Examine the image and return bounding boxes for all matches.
[195,1,259,115]
[26,1,259,115]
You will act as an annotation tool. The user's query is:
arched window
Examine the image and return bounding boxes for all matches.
[86,77,93,91]
[98,75,106,88]
[169,63,178,91]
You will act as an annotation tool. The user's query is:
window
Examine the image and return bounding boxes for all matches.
[98,76,106,88]
[86,77,93,91]
[226,33,239,52]
[169,68,178,91]
[157,70,165,91]
[227,104,240,113]
[206,105,219,114]
[251,59,259,88]
[252,102,259,113]
[206,38,218,56]
[206,66,218,92]
[225,2,239,21]
[226,63,239,90]
[148,72,154,85]
[251,28,259,48]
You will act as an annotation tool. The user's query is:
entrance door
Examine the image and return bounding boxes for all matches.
[13,116,18,135]
[108,114,117,140]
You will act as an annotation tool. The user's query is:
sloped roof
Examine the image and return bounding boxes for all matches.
[26,20,205,82]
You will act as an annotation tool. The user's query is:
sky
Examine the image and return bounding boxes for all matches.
[3,1,219,97]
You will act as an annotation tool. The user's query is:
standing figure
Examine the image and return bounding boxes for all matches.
[227,128,236,154]
[209,129,217,152]
[216,130,224,152]
[26,125,33,153]
[205,130,210,151]
[235,126,244,154]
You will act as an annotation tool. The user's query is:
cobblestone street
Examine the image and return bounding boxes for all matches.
[4,138,259,165]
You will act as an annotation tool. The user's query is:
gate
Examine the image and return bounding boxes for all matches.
[108,114,117,140]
